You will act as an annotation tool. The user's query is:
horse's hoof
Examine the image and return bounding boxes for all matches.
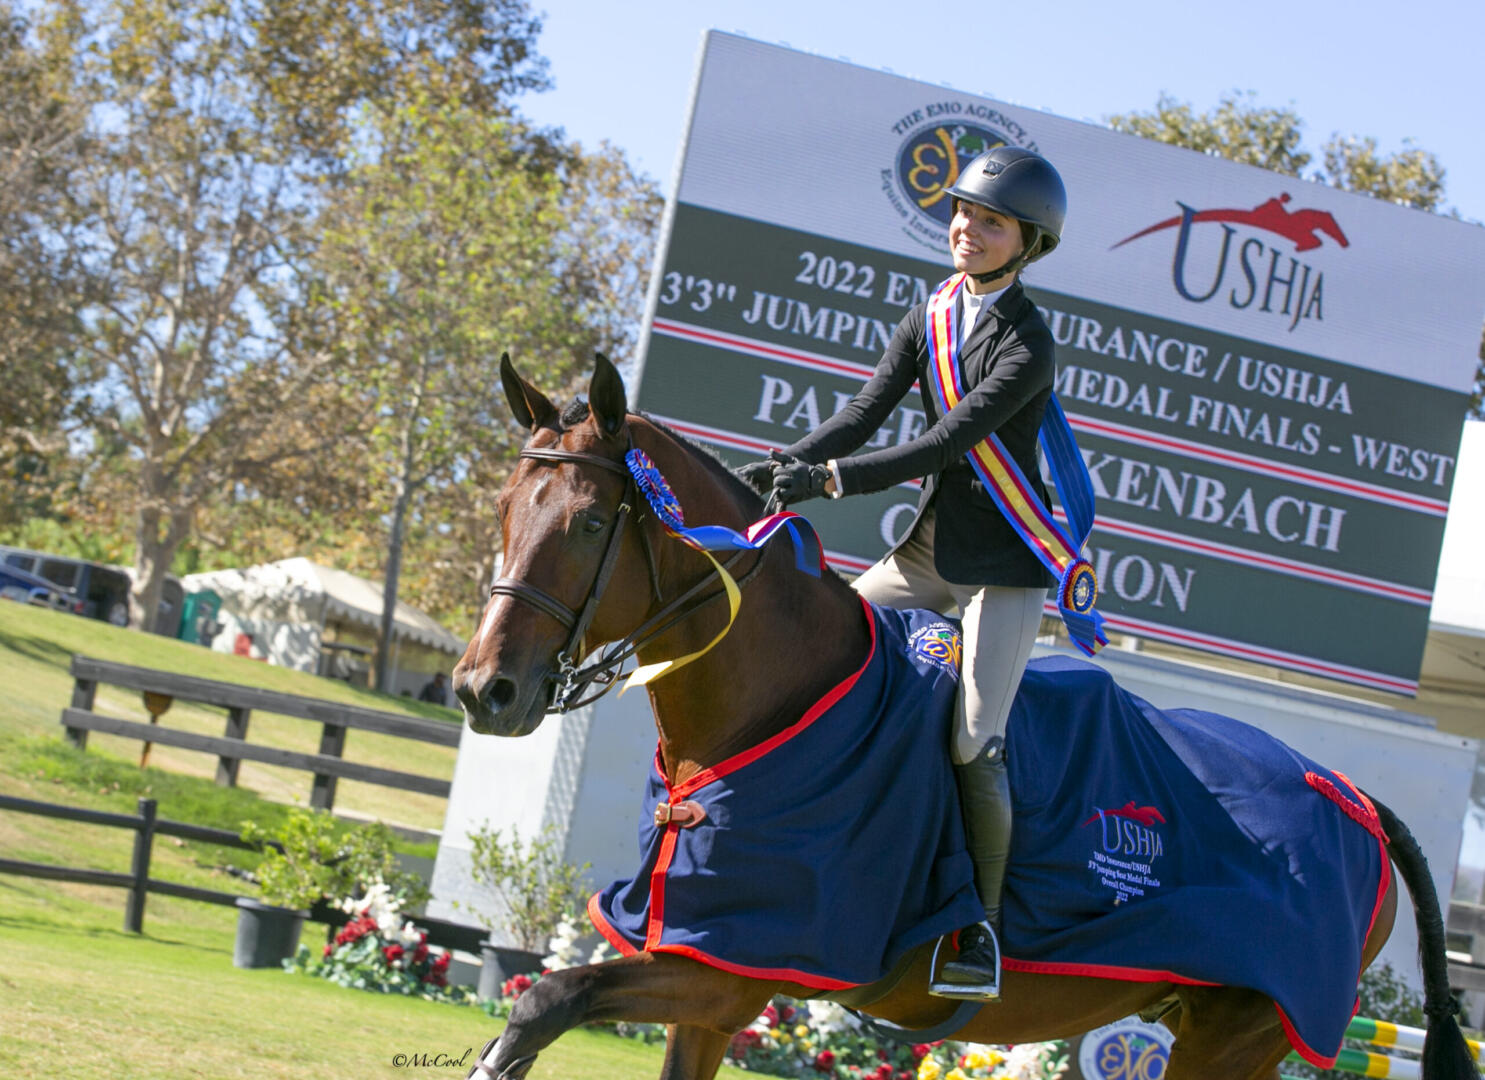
[465,1039,536,1080]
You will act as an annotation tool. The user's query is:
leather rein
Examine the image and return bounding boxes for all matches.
[487,442,766,713]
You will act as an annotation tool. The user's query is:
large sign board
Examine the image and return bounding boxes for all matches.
[632,32,1485,695]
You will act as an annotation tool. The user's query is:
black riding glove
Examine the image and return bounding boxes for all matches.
[771,453,832,505]
[732,457,780,496]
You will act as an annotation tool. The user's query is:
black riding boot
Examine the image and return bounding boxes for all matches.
[932,742,1012,1001]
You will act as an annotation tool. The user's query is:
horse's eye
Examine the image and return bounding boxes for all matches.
[582,513,606,535]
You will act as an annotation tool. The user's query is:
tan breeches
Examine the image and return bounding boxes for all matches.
[851,510,1045,764]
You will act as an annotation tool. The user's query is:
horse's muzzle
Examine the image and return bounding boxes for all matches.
[453,666,550,737]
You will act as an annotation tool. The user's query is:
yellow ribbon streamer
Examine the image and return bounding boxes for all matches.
[620,547,742,694]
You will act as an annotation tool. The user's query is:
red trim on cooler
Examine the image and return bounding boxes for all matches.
[669,596,878,799]
[587,892,639,957]
[645,943,861,990]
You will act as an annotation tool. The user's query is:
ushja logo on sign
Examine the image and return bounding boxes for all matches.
[1112,194,1350,332]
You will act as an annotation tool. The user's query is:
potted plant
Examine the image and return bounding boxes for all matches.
[237,808,427,969]
[460,823,591,999]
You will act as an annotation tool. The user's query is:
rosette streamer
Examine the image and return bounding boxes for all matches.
[924,273,1107,656]
[621,449,825,691]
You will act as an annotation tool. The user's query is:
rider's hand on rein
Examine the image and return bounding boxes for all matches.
[771,453,832,505]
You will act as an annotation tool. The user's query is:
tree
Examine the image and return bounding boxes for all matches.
[0,2,91,459]
[1109,91,1480,417]
[310,99,660,689]
[29,0,552,630]
[1108,91,1311,177]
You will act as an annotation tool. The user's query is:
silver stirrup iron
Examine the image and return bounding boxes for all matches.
[927,921,1002,1001]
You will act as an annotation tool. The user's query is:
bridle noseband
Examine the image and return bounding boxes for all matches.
[487,440,763,713]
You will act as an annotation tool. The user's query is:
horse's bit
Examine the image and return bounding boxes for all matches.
[487,440,763,713]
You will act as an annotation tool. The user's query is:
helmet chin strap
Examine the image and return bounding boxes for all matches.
[968,231,1043,286]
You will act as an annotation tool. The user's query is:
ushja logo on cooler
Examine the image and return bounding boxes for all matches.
[1112,194,1350,332]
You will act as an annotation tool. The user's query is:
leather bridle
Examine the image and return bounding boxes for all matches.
[487,441,765,713]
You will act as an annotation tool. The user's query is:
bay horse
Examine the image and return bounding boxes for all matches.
[452,354,1473,1080]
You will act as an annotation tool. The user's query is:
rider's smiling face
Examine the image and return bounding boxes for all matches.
[949,199,1024,288]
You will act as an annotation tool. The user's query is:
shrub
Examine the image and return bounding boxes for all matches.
[242,807,428,911]
[462,823,590,951]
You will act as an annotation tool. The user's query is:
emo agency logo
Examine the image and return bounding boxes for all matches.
[908,622,963,677]
[882,103,1038,251]
[1112,193,1349,332]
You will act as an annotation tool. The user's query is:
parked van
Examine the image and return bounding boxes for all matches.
[0,546,184,635]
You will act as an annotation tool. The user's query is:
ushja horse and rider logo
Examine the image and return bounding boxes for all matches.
[1112,193,1350,331]
[1081,800,1168,906]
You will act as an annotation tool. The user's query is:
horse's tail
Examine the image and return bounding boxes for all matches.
[1371,795,1477,1080]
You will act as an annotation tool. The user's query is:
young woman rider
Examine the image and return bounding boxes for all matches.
[738,146,1068,1002]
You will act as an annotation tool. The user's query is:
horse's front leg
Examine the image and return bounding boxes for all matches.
[468,952,778,1080]
[661,1025,732,1080]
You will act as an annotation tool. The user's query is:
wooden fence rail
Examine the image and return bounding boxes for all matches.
[0,793,488,954]
[61,654,459,810]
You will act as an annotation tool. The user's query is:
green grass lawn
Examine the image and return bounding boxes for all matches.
[0,603,750,1078]
[0,601,459,834]
[0,872,753,1079]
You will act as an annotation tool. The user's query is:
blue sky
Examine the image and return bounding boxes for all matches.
[518,0,1485,227]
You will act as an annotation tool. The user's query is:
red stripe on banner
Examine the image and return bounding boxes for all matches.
[652,318,878,382]
[1068,414,1449,517]
[1052,605,1418,694]
[652,317,1445,516]
[825,550,875,575]
[671,596,878,799]
[650,414,921,492]
[1064,510,1433,606]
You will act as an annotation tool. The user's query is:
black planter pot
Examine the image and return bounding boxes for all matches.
[477,944,545,1001]
[233,897,308,969]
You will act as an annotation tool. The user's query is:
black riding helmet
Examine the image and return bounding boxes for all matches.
[944,146,1066,283]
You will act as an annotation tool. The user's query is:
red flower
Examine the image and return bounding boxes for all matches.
[727,1032,758,1057]
[781,1004,796,1022]
[411,943,429,966]
[813,1050,836,1072]
[911,1044,931,1060]
[431,952,450,971]
[382,944,405,964]
[762,1004,779,1027]
[877,1049,889,1062]
[322,943,333,957]
[502,972,533,999]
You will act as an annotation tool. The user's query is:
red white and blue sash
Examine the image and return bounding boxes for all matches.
[925,273,1107,656]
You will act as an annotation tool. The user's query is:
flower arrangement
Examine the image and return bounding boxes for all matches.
[719,997,1069,1080]
[286,879,472,1004]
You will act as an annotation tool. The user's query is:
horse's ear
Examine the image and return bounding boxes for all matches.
[500,352,557,432]
[588,352,628,439]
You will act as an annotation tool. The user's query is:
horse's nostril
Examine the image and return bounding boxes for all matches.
[485,677,518,712]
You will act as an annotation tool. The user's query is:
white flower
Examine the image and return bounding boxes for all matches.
[543,918,585,971]
[1001,1043,1061,1080]
[804,1000,860,1035]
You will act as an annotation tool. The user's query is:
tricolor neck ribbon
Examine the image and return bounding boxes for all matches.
[925,273,1107,656]
[621,449,825,691]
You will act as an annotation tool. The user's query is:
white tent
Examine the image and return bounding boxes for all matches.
[183,557,465,698]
